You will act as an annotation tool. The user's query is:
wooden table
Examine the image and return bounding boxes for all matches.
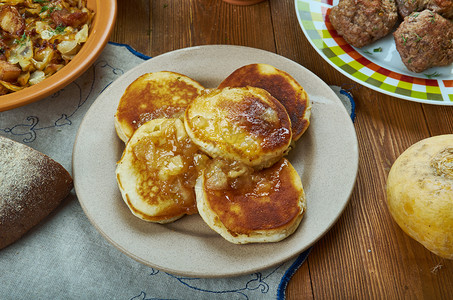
[110,0,453,298]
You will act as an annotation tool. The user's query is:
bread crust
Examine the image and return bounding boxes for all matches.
[386,134,453,259]
[0,136,73,249]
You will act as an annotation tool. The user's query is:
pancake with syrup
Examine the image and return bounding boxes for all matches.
[116,118,208,223]
[184,86,292,170]
[115,71,205,143]
[218,64,311,141]
[195,157,306,244]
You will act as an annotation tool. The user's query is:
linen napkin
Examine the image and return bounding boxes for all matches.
[0,42,354,299]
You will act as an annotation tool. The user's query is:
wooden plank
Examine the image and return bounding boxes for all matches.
[111,0,151,55]
[190,0,275,49]
[285,260,314,299]
[142,0,276,56]
[148,0,193,56]
[306,93,453,299]
[422,104,453,136]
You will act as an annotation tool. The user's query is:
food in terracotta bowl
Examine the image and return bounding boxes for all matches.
[0,0,117,111]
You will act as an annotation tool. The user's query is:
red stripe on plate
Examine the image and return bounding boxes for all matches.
[425,79,439,87]
[376,67,391,76]
[356,56,371,66]
[400,75,414,84]
[443,80,453,87]
[413,77,427,85]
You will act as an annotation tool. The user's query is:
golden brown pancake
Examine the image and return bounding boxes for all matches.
[218,63,311,141]
[184,86,292,169]
[116,118,207,223]
[115,71,205,143]
[195,158,306,244]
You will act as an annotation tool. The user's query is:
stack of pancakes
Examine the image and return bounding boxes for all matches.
[114,64,311,244]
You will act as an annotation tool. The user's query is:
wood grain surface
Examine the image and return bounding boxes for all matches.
[111,0,453,298]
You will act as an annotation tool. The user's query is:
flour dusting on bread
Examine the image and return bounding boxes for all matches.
[0,136,73,249]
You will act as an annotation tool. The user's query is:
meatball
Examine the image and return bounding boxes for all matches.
[395,0,428,18]
[329,0,398,48]
[396,0,453,19]
[428,0,453,19]
[394,10,453,73]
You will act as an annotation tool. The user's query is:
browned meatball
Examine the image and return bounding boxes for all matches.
[329,0,398,48]
[428,0,453,19]
[395,0,428,17]
[396,0,453,19]
[394,10,453,72]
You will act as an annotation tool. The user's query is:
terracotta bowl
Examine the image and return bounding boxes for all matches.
[222,0,266,5]
[0,0,117,111]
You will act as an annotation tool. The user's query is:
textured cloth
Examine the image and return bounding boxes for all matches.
[0,43,354,299]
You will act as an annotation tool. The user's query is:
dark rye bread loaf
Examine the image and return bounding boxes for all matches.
[0,136,73,249]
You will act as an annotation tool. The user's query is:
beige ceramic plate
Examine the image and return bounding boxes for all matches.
[73,45,358,277]
[0,0,117,111]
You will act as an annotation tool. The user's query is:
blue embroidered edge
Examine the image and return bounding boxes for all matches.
[108,41,151,60]
[276,247,312,300]
[340,88,356,123]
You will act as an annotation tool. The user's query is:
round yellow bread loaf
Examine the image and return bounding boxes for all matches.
[386,134,453,259]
